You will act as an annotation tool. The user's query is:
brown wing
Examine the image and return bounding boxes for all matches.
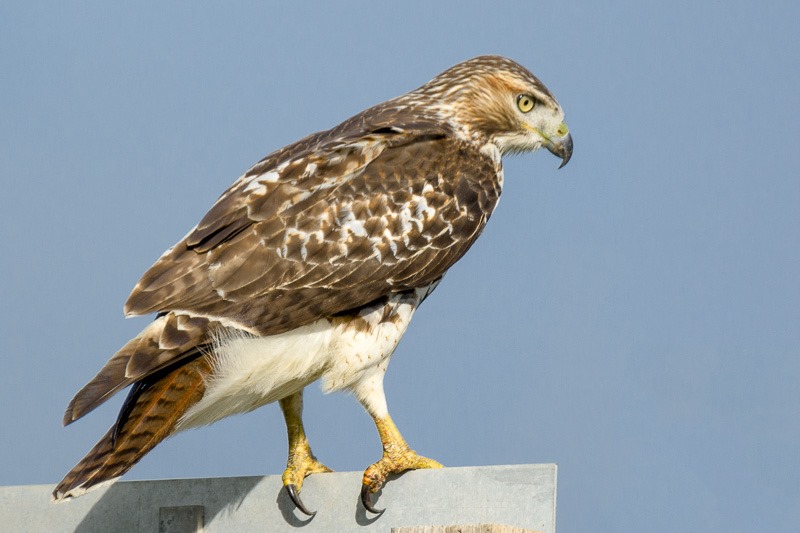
[125,119,502,338]
[62,114,504,418]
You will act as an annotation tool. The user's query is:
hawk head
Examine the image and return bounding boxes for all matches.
[416,55,573,166]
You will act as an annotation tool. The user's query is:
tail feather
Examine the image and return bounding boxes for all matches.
[63,313,210,425]
[53,355,211,501]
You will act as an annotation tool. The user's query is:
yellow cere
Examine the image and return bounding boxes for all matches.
[557,122,569,136]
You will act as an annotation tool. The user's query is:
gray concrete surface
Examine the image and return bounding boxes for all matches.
[393,526,542,533]
[0,464,556,532]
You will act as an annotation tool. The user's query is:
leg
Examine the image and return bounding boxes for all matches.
[353,366,443,514]
[279,390,332,516]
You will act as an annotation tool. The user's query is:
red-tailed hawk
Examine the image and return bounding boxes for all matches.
[54,55,572,515]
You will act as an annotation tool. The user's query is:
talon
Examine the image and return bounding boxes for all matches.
[286,484,316,517]
[360,483,385,515]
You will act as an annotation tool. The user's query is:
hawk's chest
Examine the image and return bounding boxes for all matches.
[321,285,435,392]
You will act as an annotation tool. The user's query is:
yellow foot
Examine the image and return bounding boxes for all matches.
[279,392,332,517]
[360,449,443,514]
[283,451,333,517]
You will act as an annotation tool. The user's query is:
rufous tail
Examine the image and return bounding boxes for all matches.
[53,356,211,501]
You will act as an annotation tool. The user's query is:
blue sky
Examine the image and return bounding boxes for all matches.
[1,2,798,531]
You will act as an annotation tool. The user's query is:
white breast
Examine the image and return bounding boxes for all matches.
[176,289,428,431]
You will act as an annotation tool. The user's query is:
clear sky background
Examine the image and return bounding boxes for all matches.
[1,2,798,532]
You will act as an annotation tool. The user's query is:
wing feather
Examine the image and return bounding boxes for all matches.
[125,115,501,337]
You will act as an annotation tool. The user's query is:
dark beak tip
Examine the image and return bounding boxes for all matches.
[557,133,573,169]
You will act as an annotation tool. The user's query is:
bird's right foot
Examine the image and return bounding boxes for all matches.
[282,450,333,517]
[279,392,332,516]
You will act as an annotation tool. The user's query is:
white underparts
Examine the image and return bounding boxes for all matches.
[176,290,426,431]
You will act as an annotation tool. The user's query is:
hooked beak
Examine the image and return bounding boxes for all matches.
[544,121,573,169]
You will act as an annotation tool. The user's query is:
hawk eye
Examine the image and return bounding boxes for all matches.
[517,94,535,113]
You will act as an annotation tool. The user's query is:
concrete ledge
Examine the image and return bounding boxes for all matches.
[393,526,544,533]
[0,464,556,532]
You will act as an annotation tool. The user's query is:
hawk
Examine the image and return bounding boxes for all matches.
[54,55,572,515]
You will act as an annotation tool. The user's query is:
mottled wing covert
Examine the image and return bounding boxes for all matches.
[126,122,501,337]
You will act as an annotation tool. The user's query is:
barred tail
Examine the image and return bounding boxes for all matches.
[53,356,211,501]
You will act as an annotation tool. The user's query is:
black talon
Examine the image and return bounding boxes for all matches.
[286,484,316,517]
[360,484,385,515]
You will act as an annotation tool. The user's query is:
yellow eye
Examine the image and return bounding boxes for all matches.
[517,94,535,113]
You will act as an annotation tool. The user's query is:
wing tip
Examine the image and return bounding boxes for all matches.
[123,291,158,318]
[62,395,91,426]
[62,407,76,427]
[122,297,139,318]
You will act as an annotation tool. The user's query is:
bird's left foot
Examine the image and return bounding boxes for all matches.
[360,448,443,514]
[283,449,333,517]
